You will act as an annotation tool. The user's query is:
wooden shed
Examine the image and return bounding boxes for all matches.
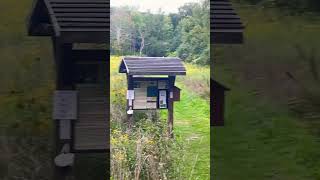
[211,0,244,44]
[119,57,186,136]
[28,0,109,178]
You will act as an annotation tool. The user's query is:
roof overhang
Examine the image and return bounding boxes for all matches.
[28,0,109,44]
[119,57,187,76]
[211,0,244,44]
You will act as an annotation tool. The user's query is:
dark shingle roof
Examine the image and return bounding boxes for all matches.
[211,0,244,44]
[119,57,186,76]
[28,0,109,43]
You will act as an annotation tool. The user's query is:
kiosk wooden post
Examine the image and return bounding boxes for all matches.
[127,75,134,129]
[167,76,176,137]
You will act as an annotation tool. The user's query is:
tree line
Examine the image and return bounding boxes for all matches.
[110,0,210,65]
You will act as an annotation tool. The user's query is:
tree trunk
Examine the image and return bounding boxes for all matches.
[138,29,144,56]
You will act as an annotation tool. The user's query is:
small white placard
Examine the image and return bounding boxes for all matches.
[159,90,167,109]
[53,91,77,120]
[128,99,133,106]
[127,90,135,100]
[170,91,173,99]
[59,120,71,140]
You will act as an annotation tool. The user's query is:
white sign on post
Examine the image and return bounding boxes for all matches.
[53,90,78,120]
[159,90,167,109]
[59,119,71,140]
[127,90,135,100]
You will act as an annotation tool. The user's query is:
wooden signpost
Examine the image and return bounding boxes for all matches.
[119,57,186,137]
[28,0,109,179]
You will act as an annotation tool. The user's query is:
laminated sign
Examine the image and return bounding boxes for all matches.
[159,90,167,109]
[53,91,78,120]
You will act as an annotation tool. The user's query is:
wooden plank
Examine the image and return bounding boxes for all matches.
[211,5,233,10]
[127,65,186,69]
[211,29,243,32]
[57,17,109,22]
[60,28,109,31]
[128,71,186,76]
[212,10,236,14]
[59,22,108,27]
[211,14,240,19]
[211,24,244,29]
[52,4,109,8]
[211,2,232,5]
[125,61,182,64]
[49,0,109,4]
[53,8,109,13]
[78,102,108,115]
[212,19,241,23]
[74,126,108,150]
[44,0,61,36]
[74,83,109,151]
[126,61,182,64]
[55,13,108,18]
[125,63,184,67]
[130,68,186,72]
[124,57,180,60]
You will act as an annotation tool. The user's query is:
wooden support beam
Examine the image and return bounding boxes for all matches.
[167,76,176,138]
[127,75,134,129]
[52,38,74,180]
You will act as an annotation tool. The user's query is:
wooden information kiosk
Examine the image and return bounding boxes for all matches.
[119,57,186,137]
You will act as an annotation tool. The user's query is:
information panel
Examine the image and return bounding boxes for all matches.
[132,80,168,110]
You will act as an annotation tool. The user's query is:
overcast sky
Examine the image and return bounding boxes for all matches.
[111,0,201,14]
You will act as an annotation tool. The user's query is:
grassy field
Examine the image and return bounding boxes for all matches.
[110,56,210,179]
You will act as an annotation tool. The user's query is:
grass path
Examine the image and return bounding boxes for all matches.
[173,85,210,179]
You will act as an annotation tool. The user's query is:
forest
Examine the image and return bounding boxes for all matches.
[110,0,210,65]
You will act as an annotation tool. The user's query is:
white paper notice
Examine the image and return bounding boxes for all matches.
[127,90,135,100]
[53,91,77,120]
[59,119,71,140]
[159,90,167,109]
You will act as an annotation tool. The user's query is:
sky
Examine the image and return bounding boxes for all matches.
[111,0,201,14]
